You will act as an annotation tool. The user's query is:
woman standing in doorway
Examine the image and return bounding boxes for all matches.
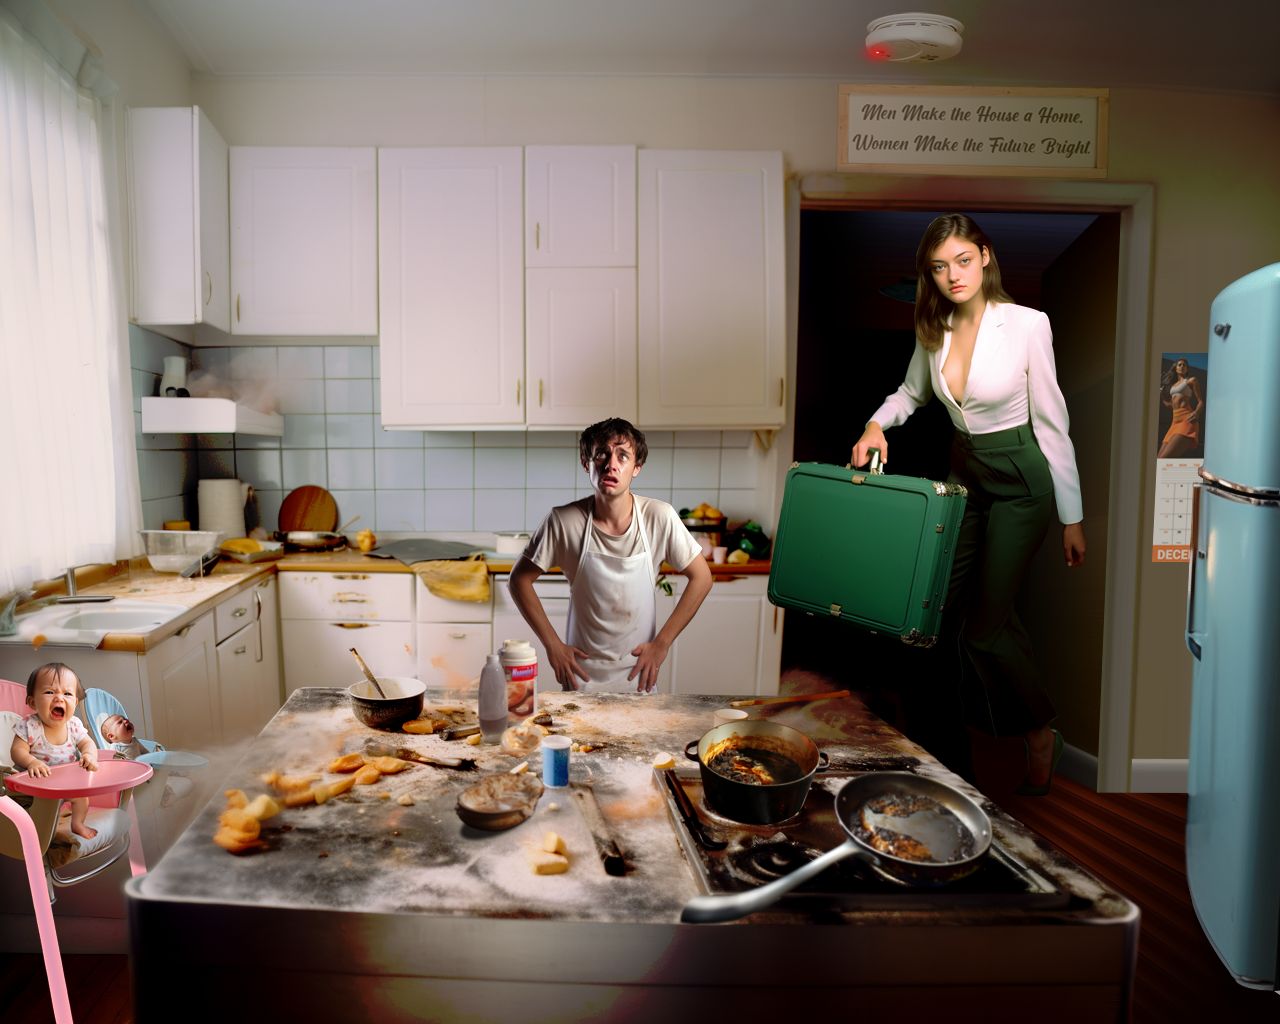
[850,214,1087,795]
[1158,358,1204,458]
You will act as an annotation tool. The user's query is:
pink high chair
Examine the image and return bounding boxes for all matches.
[0,678,152,1024]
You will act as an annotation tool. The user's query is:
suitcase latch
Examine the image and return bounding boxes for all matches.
[936,524,944,533]
[851,474,866,485]
[922,599,930,609]
[829,603,842,617]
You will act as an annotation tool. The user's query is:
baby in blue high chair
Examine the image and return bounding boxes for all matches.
[9,663,99,840]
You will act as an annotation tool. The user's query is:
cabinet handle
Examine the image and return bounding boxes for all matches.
[234,645,247,655]
[204,270,212,306]
[780,377,786,408]
[334,597,371,603]
[232,607,247,617]
[330,622,373,629]
[448,632,467,639]
[536,222,540,250]
[333,574,370,580]
[517,380,521,404]
[176,624,193,639]
[773,605,779,633]
[539,379,543,407]
[236,293,241,322]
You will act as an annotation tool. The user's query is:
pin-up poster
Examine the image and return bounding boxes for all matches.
[1152,351,1208,562]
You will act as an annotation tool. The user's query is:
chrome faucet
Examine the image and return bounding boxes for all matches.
[63,564,94,598]
[0,589,36,636]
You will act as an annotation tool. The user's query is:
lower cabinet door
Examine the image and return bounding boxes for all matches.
[281,620,415,698]
[217,622,262,742]
[144,612,221,752]
[492,608,567,693]
[416,623,493,691]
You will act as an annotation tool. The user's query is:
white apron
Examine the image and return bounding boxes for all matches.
[564,497,658,693]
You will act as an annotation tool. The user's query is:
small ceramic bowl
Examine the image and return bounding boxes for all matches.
[455,772,545,831]
[347,676,426,730]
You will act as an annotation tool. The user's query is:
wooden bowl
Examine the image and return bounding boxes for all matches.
[347,677,426,730]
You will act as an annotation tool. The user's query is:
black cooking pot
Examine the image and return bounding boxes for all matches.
[685,720,830,824]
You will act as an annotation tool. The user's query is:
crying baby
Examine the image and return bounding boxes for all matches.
[98,712,146,759]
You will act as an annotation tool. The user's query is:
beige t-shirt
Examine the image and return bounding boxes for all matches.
[523,495,702,585]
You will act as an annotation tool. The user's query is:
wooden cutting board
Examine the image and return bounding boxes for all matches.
[278,486,338,532]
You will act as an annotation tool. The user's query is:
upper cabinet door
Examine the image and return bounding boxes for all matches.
[230,146,377,336]
[637,151,786,429]
[526,268,637,428]
[379,147,525,427]
[525,146,635,268]
[126,106,229,331]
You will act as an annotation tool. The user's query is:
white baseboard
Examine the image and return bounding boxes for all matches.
[1058,742,1099,790]
[1129,758,1188,793]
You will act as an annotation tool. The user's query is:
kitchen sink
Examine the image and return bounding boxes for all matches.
[0,599,190,644]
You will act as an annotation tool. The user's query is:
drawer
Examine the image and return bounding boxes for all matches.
[279,572,413,622]
[215,587,258,642]
[492,574,570,614]
[416,623,493,690]
[280,619,415,697]
[415,576,492,623]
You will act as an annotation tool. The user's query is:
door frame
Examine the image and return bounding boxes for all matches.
[777,173,1154,792]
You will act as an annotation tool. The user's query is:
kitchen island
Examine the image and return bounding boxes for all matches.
[127,688,1137,1022]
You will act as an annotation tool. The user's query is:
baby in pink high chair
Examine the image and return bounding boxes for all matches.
[10,663,99,840]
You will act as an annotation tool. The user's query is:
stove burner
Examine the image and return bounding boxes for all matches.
[723,834,818,885]
[695,792,802,830]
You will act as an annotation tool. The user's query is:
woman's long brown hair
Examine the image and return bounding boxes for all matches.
[914,214,1013,351]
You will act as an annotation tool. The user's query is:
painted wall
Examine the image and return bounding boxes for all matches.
[129,325,198,530]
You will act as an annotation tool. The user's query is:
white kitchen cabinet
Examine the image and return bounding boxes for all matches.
[416,623,492,691]
[281,620,415,696]
[217,576,282,742]
[666,574,783,697]
[525,145,636,268]
[126,106,230,331]
[493,575,568,693]
[379,147,525,428]
[230,146,377,335]
[143,612,222,752]
[526,268,637,428]
[637,150,787,429]
[280,572,415,696]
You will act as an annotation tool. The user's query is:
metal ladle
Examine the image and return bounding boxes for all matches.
[349,647,387,699]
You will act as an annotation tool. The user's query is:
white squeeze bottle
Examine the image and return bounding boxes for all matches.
[499,639,538,722]
[479,654,507,743]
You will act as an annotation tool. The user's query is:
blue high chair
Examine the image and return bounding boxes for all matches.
[82,687,208,815]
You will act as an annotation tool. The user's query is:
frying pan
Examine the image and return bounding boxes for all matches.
[680,771,991,923]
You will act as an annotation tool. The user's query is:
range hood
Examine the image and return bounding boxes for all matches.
[141,397,284,436]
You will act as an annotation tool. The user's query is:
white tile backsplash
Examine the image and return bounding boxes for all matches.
[424,489,473,531]
[328,448,376,490]
[376,448,425,490]
[252,489,284,533]
[325,346,372,379]
[376,490,424,531]
[277,346,324,379]
[424,447,475,488]
[474,489,526,531]
[474,448,525,488]
[525,447,577,488]
[139,341,775,546]
[282,449,328,490]
[325,378,374,414]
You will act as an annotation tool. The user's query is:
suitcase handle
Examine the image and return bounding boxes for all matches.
[844,448,884,475]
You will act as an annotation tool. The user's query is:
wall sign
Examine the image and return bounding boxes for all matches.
[837,86,1108,178]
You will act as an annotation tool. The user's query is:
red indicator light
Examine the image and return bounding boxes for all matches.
[866,46,889,61]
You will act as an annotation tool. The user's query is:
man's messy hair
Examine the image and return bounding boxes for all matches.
[579,418,648,468]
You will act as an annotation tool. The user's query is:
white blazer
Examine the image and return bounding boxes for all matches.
[868,302,1083,525]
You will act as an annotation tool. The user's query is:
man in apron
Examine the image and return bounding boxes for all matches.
[509,419,713,693]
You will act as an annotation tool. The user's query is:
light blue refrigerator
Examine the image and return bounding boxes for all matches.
[1186,262,1280,989]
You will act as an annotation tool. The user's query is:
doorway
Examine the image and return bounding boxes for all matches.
[785,207,1121,764]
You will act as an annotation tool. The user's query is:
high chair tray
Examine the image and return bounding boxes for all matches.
[5,752,152,798]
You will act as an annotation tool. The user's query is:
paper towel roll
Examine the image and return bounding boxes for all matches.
[198,479,251,539]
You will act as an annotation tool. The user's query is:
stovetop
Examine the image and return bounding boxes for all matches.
[657,768,1071,913]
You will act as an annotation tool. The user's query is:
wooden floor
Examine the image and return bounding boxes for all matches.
[969,728,1280,1023]
[5,727,1278,1022]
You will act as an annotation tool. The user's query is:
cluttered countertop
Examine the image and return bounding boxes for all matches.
[132,687,1133,927]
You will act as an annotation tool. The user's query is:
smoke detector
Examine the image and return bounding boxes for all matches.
[866,13,964,63]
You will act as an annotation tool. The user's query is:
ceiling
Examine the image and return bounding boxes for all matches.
[136,0,1280,95]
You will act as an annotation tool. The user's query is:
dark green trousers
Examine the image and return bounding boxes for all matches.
[896,423,1057,778]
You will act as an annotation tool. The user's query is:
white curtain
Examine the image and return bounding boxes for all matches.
[0,6,140,593]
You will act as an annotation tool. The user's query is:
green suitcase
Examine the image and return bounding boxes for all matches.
[768,455,968,647]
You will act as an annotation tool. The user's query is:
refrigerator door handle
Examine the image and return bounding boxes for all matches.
[1186,483,1205,660]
